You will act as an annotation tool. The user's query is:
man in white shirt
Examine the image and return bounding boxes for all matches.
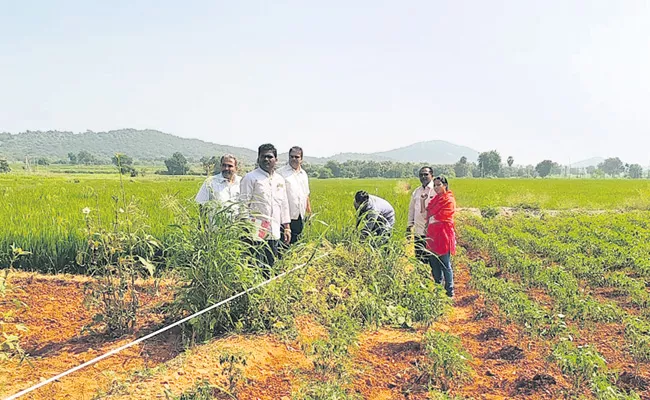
[278,146,311,245]
[195,154,242,221]
[407,166,435,264]
[240,143,291,271]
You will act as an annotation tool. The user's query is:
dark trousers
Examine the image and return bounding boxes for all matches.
[243,237,278,278]
[430,252,454,297]
[414,235,430,264]
[281,216,304,246]
[260,240,279,269]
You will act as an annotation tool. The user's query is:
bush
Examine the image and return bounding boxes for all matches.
[480,206,498,219]
[80,197,162,336]
[165,198,257,343]
[0,159,10,173]
[419,330,473,391]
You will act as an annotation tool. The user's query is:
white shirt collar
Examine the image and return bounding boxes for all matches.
[256,167,275,177]
[215,173,239,184]
[281,163,304,174]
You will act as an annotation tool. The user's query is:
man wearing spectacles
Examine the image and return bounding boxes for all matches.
[240,144,291,273]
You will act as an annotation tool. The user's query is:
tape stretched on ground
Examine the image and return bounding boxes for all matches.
[3,250,324,400]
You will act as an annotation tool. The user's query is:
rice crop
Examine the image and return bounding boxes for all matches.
[2,174,650,272]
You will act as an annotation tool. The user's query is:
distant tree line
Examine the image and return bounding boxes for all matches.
[1,149,647,179]
[532,157,645,179]
[305,152,646,179]
[67,151,107,165]
[113,151,191,176]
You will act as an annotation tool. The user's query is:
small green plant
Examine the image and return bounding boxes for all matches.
[165,379,217,400]
[7,244,31,269]
[551,340,605,391]
[624,317,650,366]
[292,380,362,400]
[0,246,30,363]
[308,310,360,377]
[91,375,131,399]
[550,339,638,399]
[0,267,7,297]
[417,330,472,392]
[80,179,161,336]
[428,391,468,400]
[215,350,248,398]
[0,326,28,363]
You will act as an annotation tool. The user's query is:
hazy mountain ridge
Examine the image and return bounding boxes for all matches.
[0,129,485,165]
[571,157,606,168]
[0,129,257,162]
[1,129,636,168]
[373,140,479,164]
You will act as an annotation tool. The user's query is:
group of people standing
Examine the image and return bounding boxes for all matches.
[407,168,457,297]
[195,144,310,270]
[196,145,456,297]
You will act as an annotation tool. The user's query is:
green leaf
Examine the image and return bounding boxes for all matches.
[137,256,156,277]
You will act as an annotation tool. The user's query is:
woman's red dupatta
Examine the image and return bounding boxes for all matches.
[425,190,457,256]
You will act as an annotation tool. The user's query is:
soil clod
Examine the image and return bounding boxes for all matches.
[476,327,505,341]
[618,371,648,392]
[455,294,479,307]
[513,373,556,395]
[485,345,524,361]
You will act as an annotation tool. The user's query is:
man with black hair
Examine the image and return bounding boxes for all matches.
[354,190,395,244]
[195,154,241,209]
[278,146,311,245]
[407,166,435,264]
[240,144,291,271]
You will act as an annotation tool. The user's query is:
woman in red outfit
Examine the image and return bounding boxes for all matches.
[425,175,456,297]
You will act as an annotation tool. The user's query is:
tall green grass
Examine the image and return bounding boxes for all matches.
[0,175,199,272]
[2,174,650,272]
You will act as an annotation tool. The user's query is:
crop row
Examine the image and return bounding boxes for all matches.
[460,219,650,364]
[476,213,650,308]
[462,248,641,399]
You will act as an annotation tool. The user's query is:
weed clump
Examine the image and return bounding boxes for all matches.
[416,330,473,392]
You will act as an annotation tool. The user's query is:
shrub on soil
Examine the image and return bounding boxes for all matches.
[292,380,362,400]
[80,195,162,336]
[418,330,473,392]
[166,202,451,344]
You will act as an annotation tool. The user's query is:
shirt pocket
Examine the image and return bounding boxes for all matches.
[273,190,285,207]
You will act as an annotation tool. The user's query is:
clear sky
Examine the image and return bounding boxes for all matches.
[1,1,649,165]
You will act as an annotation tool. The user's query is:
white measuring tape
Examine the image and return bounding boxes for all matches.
[3,251,324,400]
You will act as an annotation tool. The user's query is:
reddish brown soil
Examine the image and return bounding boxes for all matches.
[0,272,178,399]
[431,267,575,400]
[2,261,643,399]
[466,249,650,400]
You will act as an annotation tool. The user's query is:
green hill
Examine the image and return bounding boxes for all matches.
[0,129,481,165]
[0,129,257,162]
[374,140,479,164]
